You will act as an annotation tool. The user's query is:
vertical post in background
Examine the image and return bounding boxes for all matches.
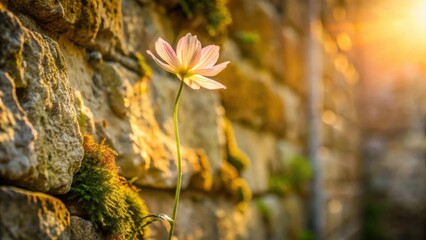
[306,0,323,239]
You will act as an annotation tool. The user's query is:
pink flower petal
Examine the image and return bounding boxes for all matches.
[192,45,219,70]
[193,61,230,77]
[176,33,201,68]
[147,50,176,73]
[155,38,179,68]
[183,78,201,89]
[187,74,226,90]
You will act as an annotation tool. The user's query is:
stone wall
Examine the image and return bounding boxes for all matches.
[0,0,362,239]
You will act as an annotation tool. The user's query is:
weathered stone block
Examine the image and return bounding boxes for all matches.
[150,74,225,173]
[257,194,289,240]
[282,26,306,95]
[0,8,83,194]
[140,189,259,240]
[232,122,276,194]
[229,0,284,77]
[0,72,36,181]
[279,86,306,145]
[70,216,102,240]
[7,0,124,54]
[0,186,71,239]
[218,40,286,136]
[275,140,302,174]
[0,7,25,87]
[122,0,175,55]
[83,61,214,190]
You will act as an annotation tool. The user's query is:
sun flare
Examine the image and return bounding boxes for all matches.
[356,0,426,64]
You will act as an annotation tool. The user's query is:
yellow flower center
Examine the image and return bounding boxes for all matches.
[178,69,191,79]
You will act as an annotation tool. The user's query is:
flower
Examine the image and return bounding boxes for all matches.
[147,33,229,90]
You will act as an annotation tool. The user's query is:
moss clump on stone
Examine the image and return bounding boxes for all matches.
[179,0,231,37]
[68,135,150,239]
[122,182,150,238]
[269,155,312,196]
[223,118,250,173]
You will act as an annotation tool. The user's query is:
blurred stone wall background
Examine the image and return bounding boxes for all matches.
[361,64,426,240]
[0,0,364,239]
[357,0,426,239]
[358,4,426,239]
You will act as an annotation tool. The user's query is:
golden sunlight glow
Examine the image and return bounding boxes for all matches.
[357,0,426,64]
[412,1,426,28]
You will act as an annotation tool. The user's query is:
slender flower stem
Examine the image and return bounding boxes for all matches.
[168,80,185,240]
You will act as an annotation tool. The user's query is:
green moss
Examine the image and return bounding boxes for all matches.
[287,156,312,188]
[68,135,150,239]
[269,156,312,196]
[178,0,231,37]
[223,118,250,172]
[122,182,150,238]
[236,31,260,45]
[256,198,272,219]
[269,175,291,196]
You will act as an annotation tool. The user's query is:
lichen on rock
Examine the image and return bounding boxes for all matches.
[0,186,71,239]
[223,118,250,172]
[219,161,252,204]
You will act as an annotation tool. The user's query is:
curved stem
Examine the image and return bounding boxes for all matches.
[168,80,185,240]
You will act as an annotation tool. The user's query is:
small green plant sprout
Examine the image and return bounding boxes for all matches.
[146,33,229,240]
[235,31,260,45]
[269,155,313,196]
[256,198,272,220]
[68,135,165,240]
[130,214,174,240]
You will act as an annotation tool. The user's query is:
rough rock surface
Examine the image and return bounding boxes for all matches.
[69,58,212,189]
[6,0,124,54]
[140,189,254,240]
[0,8,83,193]
[70,216,102,240]
[0,186,71,239]
[229,0,284,78]
[0,72,36,181]
[0,7,25,87]
[0,0,364,239]
[150,74,225,174]
[218,40,286,137]
[231,122,276,194]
